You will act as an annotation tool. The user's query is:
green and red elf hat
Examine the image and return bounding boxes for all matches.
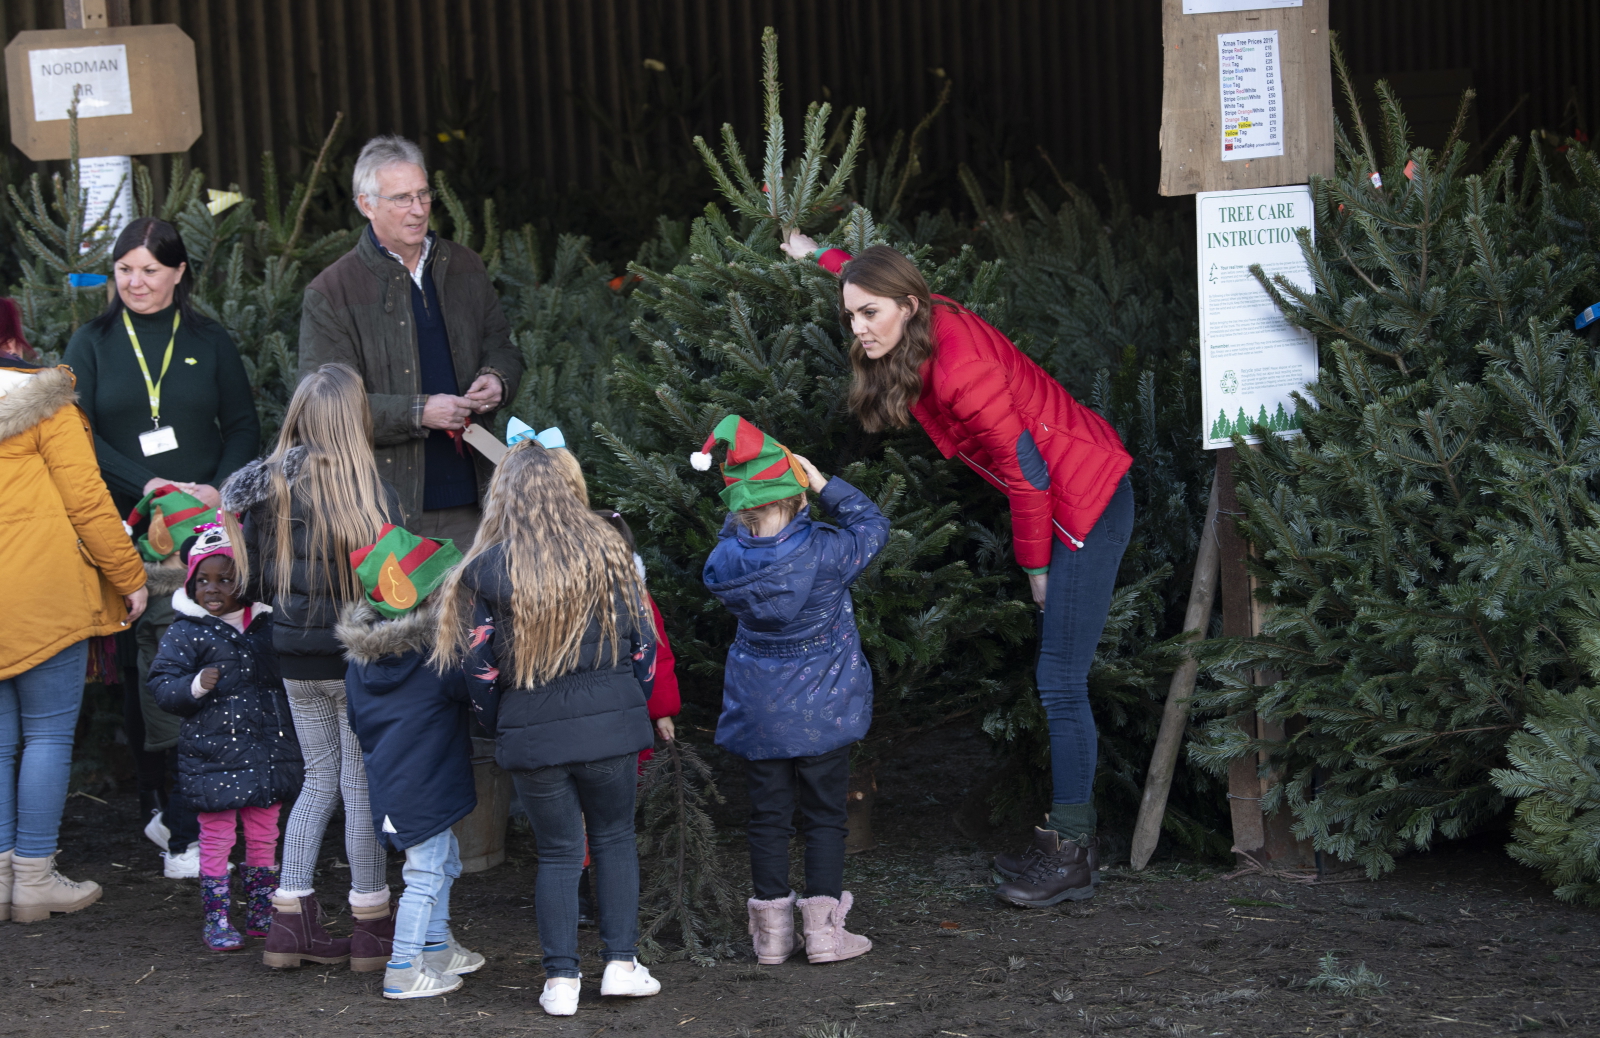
[348,524,464,619]
[126,484,214,562]
[689,414,810,511]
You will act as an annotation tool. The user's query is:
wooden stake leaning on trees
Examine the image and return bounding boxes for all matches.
[1130,465,1222,870]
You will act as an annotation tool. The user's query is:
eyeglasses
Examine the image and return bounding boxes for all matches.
[370,188,434,209]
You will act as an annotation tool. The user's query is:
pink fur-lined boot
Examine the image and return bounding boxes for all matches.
[747,892,797,964]
[796,892,871,964]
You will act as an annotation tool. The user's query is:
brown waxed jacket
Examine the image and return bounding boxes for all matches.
[0,362,147,680]
[297,231,524,521]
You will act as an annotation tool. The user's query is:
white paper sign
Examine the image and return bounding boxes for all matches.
[1184,0,1301,12]
[79,154,133,251]
[1218,31,1283,161]
[1197,185,1317,449]
[30,45,132,122]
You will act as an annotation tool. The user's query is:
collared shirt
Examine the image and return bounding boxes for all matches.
[371,227,433,288]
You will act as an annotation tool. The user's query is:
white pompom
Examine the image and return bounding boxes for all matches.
[690,451,713,471]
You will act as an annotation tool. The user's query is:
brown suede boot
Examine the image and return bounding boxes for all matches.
[262,893,351,968]
[796,892,871,964]
[995,822,1101,884]
[994,828,1097,908]
[349,899,395,972]
[0,849,12,922]
[747,893,797,964]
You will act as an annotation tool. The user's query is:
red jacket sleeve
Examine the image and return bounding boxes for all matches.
[646,596,681,720]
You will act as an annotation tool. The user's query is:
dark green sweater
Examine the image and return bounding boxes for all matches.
[62,304,261,514]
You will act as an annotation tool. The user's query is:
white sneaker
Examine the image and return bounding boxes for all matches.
[382,959,464,1000]
[143,810,170,850]
[161,843,200,879]
[600,958,660,997]
[422,936,486,975]
[539,976,581,1016]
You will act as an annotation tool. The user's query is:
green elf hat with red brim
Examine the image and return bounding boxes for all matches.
[126,484,214,563]
[348,524,464,619]
[689,413,810,511]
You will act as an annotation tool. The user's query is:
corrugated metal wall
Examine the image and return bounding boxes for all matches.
[1,0,1596,201]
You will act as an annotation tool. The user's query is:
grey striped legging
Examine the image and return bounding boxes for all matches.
[280,678,387,895]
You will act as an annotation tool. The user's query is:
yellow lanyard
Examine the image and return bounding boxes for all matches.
[122,309,181,428]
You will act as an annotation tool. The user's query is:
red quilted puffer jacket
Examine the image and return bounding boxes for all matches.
[821,249,1132,571]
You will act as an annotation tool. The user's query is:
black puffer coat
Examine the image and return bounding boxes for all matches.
[460,545,656,773]
[221,447,403,680]
[148,591,303,812]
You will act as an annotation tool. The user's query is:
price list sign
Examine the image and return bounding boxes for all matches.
[1218,30,1282,162]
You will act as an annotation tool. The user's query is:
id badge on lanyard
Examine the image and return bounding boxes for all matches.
[124,310,182,456]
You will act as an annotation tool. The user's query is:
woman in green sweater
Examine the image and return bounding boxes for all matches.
[63,216,260,871]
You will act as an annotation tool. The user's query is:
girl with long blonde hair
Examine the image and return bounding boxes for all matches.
[434,439,662,1015]
[221,363,403,970]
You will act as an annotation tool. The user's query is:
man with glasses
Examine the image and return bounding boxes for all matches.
[298,135,523,544]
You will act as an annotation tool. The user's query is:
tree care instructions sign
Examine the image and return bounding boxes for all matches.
[1197,184,1317,448]
[30,44,131,121]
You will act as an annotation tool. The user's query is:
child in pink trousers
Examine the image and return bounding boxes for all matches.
[149,525,303,951]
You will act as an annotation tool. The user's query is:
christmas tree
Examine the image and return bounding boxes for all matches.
[1190,50,1599,877]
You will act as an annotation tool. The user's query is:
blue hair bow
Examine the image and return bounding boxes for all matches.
[506,416,567,450]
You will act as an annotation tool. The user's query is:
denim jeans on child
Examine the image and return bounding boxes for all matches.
[743,744,851,900]
[391,828,463,963]
[512,753,640,978]
[196,803,282,876]
[1035,476,1134,806]
[0,641,89,857]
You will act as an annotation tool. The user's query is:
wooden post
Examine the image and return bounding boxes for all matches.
[64,1,130,29]
[1215,448,1312,868]
[1130,467,1222,870]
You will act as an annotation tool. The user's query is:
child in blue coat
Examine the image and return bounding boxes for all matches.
[693,415,889,967]
[337,524,483,1000]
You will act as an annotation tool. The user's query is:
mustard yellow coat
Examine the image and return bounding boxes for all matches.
[0,362,147,680]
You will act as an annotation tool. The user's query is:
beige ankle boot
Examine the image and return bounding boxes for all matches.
[747,892,797,964]
[0,849,13,922]
[796,892,871,964]
[10,854,101,923]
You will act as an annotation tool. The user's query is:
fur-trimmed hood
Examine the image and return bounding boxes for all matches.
[219,446,308,513]
[336,599,442,665]
[0,364,75,442]
[144,562,188,599]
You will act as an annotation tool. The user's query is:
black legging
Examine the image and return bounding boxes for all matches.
[119,650,198,853]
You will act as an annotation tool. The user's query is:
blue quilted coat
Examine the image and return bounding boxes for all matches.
[703,477,889,760]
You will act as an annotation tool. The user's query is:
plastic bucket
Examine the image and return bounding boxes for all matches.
[453,737,513,873]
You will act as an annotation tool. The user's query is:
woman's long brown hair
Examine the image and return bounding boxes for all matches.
[432,440,647,687]
[227,363,388,609]
[840,245,939,432]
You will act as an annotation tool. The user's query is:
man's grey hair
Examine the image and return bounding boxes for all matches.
[352,135,426,207]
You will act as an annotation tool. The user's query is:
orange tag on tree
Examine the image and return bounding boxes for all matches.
[378,552,418,610]
[147,505,174,557]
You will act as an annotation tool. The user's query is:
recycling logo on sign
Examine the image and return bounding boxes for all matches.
[1221,370,1239,394]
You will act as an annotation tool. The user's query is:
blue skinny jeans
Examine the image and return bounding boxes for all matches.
[512,753,641,978]
[0,641,89,857]
[390,828,462,964]
[1035,476,1134,805]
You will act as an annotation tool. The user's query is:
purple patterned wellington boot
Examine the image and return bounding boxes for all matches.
[240,865,279,938]
[201,875,245,952]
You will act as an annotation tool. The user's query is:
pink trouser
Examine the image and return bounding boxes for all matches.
[196,803,283,877]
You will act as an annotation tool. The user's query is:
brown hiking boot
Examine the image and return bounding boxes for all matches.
[995,834,1101,884]
[262,893,351,968]
[994,828,1097,908]
[350,899,395,972]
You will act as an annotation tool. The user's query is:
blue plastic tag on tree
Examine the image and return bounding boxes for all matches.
[1577,302,1600,330]
[67,273,108,287]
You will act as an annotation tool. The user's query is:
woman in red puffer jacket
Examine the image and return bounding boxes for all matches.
[784,235,1134,910]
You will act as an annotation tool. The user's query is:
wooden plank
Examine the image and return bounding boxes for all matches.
[1158,0,1333,196]
[6,23,201,159]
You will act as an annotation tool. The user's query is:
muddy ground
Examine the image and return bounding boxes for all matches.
[4,726,1596,1038]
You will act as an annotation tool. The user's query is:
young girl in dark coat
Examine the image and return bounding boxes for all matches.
[148,524,302,952]
[692,415,889,966]
[433,438,661,1017]
[337,524,484,999]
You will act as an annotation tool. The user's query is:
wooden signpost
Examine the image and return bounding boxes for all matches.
[1133,0,1334,872]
